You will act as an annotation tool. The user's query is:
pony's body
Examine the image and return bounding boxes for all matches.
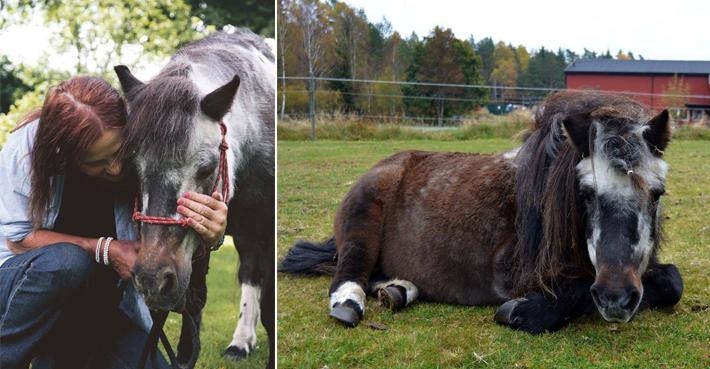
[115,30,274,368]
[281,91,683,333]
[336,150,516,305]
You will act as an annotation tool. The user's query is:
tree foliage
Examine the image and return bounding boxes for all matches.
[403,27,486,125]
[661,74,691,119]
[3,0,198,76]
[0,0,274,145]
[189,0,274,37]
[278,0,645,122]
[0,55,30,114]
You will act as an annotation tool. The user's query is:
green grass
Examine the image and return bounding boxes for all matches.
[277,139,710,369]
[162,241,269,369]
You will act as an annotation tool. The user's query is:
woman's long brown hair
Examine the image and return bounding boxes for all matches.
[20,76,126,228]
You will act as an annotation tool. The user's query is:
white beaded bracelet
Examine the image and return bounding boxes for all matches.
[96,237,105,264]
[103,237,113,266]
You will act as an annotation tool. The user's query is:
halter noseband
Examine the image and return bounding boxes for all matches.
[132,121,230,228]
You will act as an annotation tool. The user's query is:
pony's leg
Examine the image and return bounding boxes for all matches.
[494,277,595,334]
[370,278,419,312]
[225,280,259,360]
[638,263,683,310]
[260,269,275,369]
[329,181,386,327]
[224,234,273,363]
[224,241,264,360]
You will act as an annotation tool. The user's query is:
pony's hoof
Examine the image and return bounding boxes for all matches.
[494,296,558,335]
[223,346,249,361]
[494,298,527,326]
[330,300,362,327]
[377,285,406,311]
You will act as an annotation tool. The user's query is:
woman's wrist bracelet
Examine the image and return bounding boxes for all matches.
[103,237,113,266]
[95,237,105,264]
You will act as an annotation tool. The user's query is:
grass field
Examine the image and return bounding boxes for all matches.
[162,241,269,369]
[277,139,710,369]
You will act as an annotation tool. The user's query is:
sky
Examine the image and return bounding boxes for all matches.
[343,0,710,61]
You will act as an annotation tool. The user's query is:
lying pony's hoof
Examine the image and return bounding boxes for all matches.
[494,294,564,335]
[377,285,406,311]
[330,299,363,327]
[494,298,526,326]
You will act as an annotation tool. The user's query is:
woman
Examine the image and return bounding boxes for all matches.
[0,76,228,368]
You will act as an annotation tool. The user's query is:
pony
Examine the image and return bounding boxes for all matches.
[280,91,683,334]
[114,29,274,367]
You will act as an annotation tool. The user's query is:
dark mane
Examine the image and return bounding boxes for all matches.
[512,91,653,295]
[122,63,199,165]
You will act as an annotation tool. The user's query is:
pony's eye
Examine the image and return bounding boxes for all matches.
[195,164,216,180]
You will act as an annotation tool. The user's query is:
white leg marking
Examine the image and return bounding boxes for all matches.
[228,284,261,353]
[371,279,419,305]
[329,281,366,313]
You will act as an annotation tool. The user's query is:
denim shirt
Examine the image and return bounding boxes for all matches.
[0,119,152,331]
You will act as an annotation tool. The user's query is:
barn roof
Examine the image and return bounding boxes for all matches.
[565,59,710,75]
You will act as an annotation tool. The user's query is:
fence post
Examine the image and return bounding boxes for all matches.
[308,76,316,140]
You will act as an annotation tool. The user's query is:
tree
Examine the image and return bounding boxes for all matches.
[4,0,198,76]
[475,37,495,87]
[404,27,486,125]
[661,74,691,120]
[278,0,292,119]
[0,85,45,147]
[188,0,274,37]
[328,1,369,113]
[616,50,632,60]
[491,42,518,101]
[290,0,333,139]
[0,55,30,114]
[519,47,566,104]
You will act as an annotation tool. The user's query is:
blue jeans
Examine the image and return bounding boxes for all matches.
[0,243,168,369]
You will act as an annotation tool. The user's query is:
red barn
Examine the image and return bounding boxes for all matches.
[565,59,710,121]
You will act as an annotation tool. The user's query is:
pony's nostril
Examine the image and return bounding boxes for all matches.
[158,269,177,295]
[623,289,641,311]
[590,284,602,305]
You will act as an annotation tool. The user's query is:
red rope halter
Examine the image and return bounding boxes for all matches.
[132,121,230,228]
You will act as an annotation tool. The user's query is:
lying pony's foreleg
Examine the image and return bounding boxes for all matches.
[329,281,367,327]
[494,277,594,334]
[638,262,683,310]
[370,278,419,311]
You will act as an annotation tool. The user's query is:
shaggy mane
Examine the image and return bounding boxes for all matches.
[512,91,654,295]
[121,62,199,167]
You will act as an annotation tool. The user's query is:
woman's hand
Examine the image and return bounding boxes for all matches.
[177,191,228,249]
[108,239,140,279]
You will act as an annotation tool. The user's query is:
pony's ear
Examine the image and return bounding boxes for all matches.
[562,113,592,156]
[200,74,241,122]
[643,109,671,156]
[113,65,144,96]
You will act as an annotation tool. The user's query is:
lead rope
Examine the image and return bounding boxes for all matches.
[135,121,230,369]
[138,310,179,369]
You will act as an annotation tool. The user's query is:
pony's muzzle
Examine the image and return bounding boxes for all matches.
[133,263,182,310]
[590,283,642,323]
